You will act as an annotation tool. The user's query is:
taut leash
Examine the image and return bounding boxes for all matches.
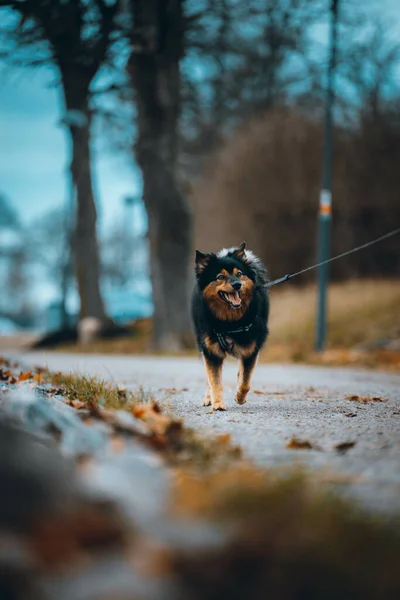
[262,227,400,290]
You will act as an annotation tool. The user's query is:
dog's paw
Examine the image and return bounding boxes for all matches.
[212,400,226,411]
[234,393,248,405]
[203,396,212,407]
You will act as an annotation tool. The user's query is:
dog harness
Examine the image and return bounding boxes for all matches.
[214,322,253,353]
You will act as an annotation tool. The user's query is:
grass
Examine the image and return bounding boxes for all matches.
[262,278,400,369]
[171,466,400,599]
[267,278,399,349]
[53,279,400,370]
[46,371,153,410]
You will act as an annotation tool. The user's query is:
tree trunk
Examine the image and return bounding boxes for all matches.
[129,0,193,351]
[62,80,108,327]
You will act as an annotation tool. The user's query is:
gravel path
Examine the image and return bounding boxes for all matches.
[15,351,400,512]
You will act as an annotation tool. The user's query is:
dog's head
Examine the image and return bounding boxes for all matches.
[194,242,268,321]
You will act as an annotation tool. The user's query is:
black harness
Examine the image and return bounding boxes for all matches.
[214,322,253,353]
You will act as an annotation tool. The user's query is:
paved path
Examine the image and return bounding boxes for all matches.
[14,351,400,512]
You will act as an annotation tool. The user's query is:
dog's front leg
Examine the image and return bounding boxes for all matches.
[203,354,225,411]
[203,383,212,407]
[235,351,258,405]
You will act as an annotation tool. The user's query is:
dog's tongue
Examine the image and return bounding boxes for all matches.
[229,291,241,305]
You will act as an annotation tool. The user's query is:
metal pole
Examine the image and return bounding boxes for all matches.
[315,0,339,352]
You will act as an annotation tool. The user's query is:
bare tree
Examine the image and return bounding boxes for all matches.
[0,0,121,331]
[182,0,322,139]
[0,235,33,326]
[29,208,71,309]
[339,20,400,123]
[101,220,148,289]
[0,194,31,322]
[127,0,193,351]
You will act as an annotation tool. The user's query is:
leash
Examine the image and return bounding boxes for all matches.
[262,226,400,290]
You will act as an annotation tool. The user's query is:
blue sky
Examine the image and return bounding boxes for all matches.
[0,62,141,232]
[0,0,399,234]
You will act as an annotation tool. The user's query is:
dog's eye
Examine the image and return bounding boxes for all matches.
[216,274,225,281]
[237,271,243,277]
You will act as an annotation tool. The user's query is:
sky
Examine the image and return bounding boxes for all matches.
[0,62,142,233]
[0,0,399,233]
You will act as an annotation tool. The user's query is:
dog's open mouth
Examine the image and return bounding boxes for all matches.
[219,290,242,309]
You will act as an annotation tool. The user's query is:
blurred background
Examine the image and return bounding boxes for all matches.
[0,0,399,361]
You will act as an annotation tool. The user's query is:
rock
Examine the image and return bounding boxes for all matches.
[1,384,108,458]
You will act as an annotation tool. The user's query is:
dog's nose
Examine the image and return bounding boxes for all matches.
[232,280,242,291]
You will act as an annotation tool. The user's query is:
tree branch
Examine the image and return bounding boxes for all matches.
[90,0,121,69]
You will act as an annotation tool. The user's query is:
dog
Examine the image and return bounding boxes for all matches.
[191,242,269,411]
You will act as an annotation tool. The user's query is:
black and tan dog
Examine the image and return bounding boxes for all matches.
[191,242,269,411]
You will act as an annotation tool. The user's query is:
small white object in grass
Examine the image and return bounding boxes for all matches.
[78,317,102,344]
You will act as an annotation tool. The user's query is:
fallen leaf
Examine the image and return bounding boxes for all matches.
[346,394,388,403]
[334,441,356,453]
[0,369,17,384]
[286,436,321,450]
[344,412,358,418]
[216,433,232,445]
[132,401,183,443]
[71,399,86,410]
[46,386,63,394]
[0,369,9,381]
[18,371,33,382]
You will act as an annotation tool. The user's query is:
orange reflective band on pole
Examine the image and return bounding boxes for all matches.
[319,189,332,217]
[320,203,332,215]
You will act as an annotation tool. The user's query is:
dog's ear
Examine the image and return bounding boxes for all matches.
[195,250,212,275]
[233,242,246,260]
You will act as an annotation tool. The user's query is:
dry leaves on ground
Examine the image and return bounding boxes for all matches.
[346,394,388,403]
[334,441,357,453]
[286,436,321,451]
[0,358,45,386]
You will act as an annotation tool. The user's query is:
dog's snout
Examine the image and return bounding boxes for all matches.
[232,280,242,291]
